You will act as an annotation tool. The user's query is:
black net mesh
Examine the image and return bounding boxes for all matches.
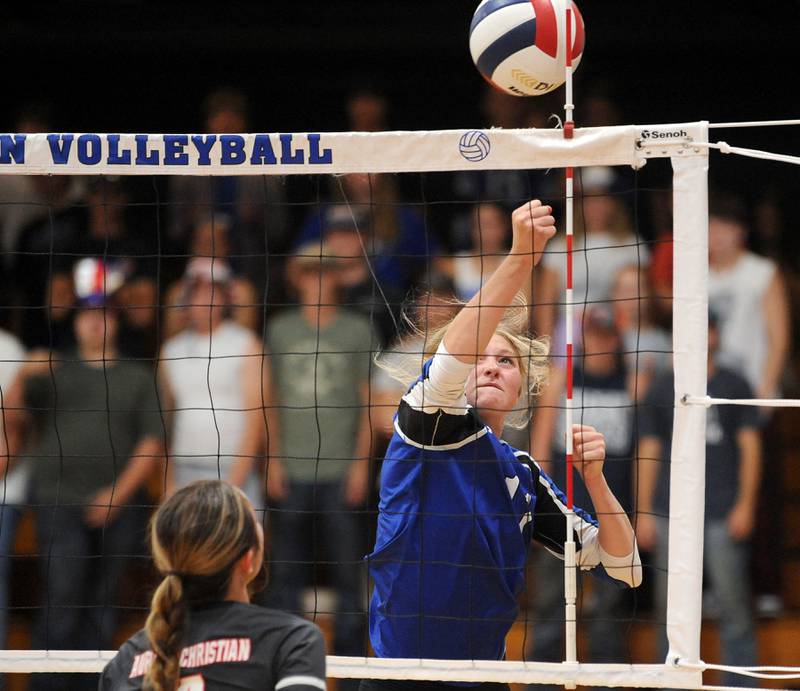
[0,165,681,690]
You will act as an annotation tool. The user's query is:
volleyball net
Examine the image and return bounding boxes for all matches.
[0,122,797,689]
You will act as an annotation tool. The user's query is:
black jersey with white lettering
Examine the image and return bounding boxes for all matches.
[99,602,326,691]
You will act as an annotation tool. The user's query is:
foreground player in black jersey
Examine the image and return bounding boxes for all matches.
[100,480,326,691]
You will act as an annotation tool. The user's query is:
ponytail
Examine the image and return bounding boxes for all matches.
[144,574,188,691]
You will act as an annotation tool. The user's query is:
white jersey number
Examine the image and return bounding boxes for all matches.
[178,675,205,690]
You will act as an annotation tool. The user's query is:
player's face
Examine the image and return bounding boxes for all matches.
[465,334,522,416]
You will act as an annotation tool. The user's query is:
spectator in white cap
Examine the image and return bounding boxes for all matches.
[162,214,260,341]
[158,257,273,510]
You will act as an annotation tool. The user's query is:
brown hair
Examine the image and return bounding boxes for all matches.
[143,481,260,691]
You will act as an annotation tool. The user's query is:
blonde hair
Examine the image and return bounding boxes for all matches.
[379,293,549,428]
[143,481,259,691]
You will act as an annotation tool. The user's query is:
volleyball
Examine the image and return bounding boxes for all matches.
[459,130,492,161]
[469,0,585,96]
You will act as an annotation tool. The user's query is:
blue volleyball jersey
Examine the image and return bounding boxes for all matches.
[366,354,609,663]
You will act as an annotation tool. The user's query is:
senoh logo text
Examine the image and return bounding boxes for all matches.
[640,129,688,140]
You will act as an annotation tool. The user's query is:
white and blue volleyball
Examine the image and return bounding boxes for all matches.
[469,0,585,96]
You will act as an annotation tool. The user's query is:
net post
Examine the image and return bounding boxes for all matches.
[667,125,709,677]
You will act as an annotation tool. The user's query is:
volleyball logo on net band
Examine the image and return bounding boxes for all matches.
[459,130,491,162]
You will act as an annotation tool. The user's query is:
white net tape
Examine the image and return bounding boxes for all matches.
[0,652,696,687]
[1,652,797,686]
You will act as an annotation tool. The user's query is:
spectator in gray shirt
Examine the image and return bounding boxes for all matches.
[3,259,164,691]
[265,242,377,687]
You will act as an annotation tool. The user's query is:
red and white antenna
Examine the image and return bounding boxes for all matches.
[562,0,578,676]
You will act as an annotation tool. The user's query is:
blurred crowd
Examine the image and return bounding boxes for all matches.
[0,83,798,689]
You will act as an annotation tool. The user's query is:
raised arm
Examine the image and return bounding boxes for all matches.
[442,200,555,364]
[528,426,643,588]
[571,425,636,554]
[571,424,642,586]
[395,201,555,447]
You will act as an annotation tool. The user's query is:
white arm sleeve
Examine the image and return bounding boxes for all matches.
[541,504,642,588]
[402,342,474,414]
[598,542,643,588]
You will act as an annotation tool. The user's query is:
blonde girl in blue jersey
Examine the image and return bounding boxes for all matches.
[362,200,642,691]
